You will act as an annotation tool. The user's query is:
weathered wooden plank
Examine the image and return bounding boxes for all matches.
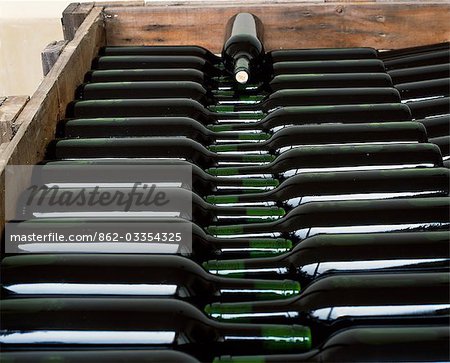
[0,7,105,234]
[0,96,29,143]
[93,1,144,6]
[104,1,450,51]
[41,40,68,76]
[62,2,95,41]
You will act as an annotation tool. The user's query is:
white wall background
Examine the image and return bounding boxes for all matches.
[0,0,140,96]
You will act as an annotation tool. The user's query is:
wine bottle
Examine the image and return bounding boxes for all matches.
[20,185,285,224]
[206,197,450,238]
[205,272,450,343]
[99,45,221,65]
[6,217,293,260]
[91,55,223,76]
[214,325,450,363]
[49,137,275,169]
[204,231,450,285]
[85,68,215,85]
[222,13,264,84]
[272,59,385,75]
[384,49,450,70]
[206,168,450,209]
[76,82,402,109]
[0,298,312,360]
[66,98,263,124]
[58,117,270,144]
[416,114,449,138]
[209,122,427,153]
[234,73,393,97]
[39,159,280,196]
[209,103,412,131]
[85,70,393,95]
[267,47,378,62]
[206,143,443,178]
[388,63,450,84]
[396,77,450,99]
[267,72,393,90]
[0,350,202,363]
[211,88,401,113]
[430,135,450,158]
[407,96,450,119]
[1,254,301,303]
[379,41,449,59]
[76,81,225,104]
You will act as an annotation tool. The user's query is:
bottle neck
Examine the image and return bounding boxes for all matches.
[213,322,312,355]
[211,205,285,224]
[206,163,270,177]
[212,130,270,143]
[211,275,300,302]
[206,189,275,206]
[205,237,293,259]
[204,253,292,280]
[213,176,279,194]
[209,140,271,152]
[213,349,319,363]
[206,219,279,237]
[213,152,275,165]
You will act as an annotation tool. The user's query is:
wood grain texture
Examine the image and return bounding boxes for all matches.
[103,1,450,51]
[0,96,29,144]
[0,7,105,234]
[62,2,94,41]
[41,40,68,76]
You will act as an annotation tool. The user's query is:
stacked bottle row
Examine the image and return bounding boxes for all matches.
[1,13,449,362]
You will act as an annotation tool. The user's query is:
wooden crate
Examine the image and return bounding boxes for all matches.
[1,0,449,234]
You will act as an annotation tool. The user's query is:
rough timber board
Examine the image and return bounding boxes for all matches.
[103,1,450,52]
[0,96,29,144]
[0,7,105,235]
[62,2,95,41]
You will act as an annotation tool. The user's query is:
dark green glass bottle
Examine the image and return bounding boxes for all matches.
[205,272,450,343]
[49,137,275,169]
[267,47,378,62]
[57,117,270,144]
[204,231,450,285]
[206,143,443,178]
[85,68,214,85]
[272,59,385,75]
[67,98,263,124]
[91,55,223,76]
[209,122,427,152]
[39,159,280,196]
[210,88,401,113]
[222,13,265,84]
[384,49,450,70]
[99,45,221,65]
[228,73,394,97]
[206,168,450,209]
[6,217,293,260]
[407,96,450,119]
[0,298,312,360]
[209,103,412,132]
[0,350,201,363]
[396,77,449,99]
[20,186,285,225]
[379,41,449,59]
[388,63,449,84]
[206,197,450,238]
[214,325,450,363]
[430,135,450,158]
[1,254,301,304]
[417,114,449,138]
